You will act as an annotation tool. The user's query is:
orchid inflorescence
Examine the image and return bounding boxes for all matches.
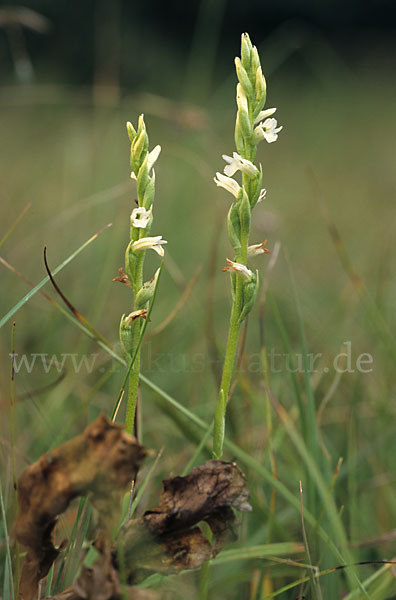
[117,115,166,432]
[214,33,282,326]
[212,33,282,459]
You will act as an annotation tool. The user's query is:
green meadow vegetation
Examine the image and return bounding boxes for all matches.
[1,25,396,600]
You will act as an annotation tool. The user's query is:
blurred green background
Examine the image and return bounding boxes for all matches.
[1,1,396,598]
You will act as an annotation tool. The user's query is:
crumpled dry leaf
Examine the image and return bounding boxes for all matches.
[123,459,252,582]
[15,414,146,600]
[14,416,251,600]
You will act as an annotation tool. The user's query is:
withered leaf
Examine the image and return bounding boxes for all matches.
[123,460,252,582]
[14,416,251,600]
[15,414,146,600]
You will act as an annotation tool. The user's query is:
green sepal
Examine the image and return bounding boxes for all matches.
[131,129,148,174]
[126,121,137,143]
[119,313,134,356]
[235,116,245,156]
[135,269,160,309]
[253,67,267,119]
[238,270,259,324]
[125,241,136,285]
[249,165,263,209]
[237,108,253,144]
[250,47,260,84]
[137,154,149,202]
[142,174,155,209]
[227,203,241,254]
[235,57,254,100]
[238,190,251,237]
[240,33,252,74]
[130,221,140,242]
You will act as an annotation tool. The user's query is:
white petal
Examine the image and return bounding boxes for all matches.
[263,117,277,130]
[152,244,165,256]
[223,164,239,177]
[147,145,161,172]
[254,107,277,124]
[214,172,241,199]
[264,131,279,143]
[130,206,152,228]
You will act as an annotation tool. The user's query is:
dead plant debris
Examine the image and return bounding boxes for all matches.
[14,414,251,600]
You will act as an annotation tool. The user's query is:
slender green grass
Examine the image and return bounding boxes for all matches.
[0,224,112,330]
[0,476,14,600]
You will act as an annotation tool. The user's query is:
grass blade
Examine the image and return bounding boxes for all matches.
[0,476,15,600]
[0,223,111,330]
[0,203,31,250]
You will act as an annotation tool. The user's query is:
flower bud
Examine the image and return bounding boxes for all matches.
[142,174,156,209]
[234,116,245,156]
[251,47,260,79]
[134,268,160,309]
[126,121,137,142]
[137,156,149,200]
[131,129,148,174]
[119,314,134,356]
[238,189,251,237]
[235,57,254,99]
[125,241,136,284]
[249,166,263,208]
[241,33,252,71]
[254,66,267,116]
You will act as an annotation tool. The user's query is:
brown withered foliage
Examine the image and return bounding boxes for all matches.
[122,460,252,583]
[14,415,251,600]
[15,415,146,600]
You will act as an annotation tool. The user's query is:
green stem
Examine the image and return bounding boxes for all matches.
[125,252,145,434]
[213,224,249,458]
[125,340,140,434]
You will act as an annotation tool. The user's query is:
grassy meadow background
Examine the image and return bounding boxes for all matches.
[1,2,396,598]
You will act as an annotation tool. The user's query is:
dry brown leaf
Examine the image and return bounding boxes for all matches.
[14,417,251,600]
[15,414,146,600]
[123,460,252,582]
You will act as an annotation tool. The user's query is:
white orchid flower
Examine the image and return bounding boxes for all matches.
[214,172,242,199]
[248,241,271,256]
[132,236,167,257]
[130,206,152,229]
[254,117,283,144]
[222,258,253,280]
[222,152,259,178]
